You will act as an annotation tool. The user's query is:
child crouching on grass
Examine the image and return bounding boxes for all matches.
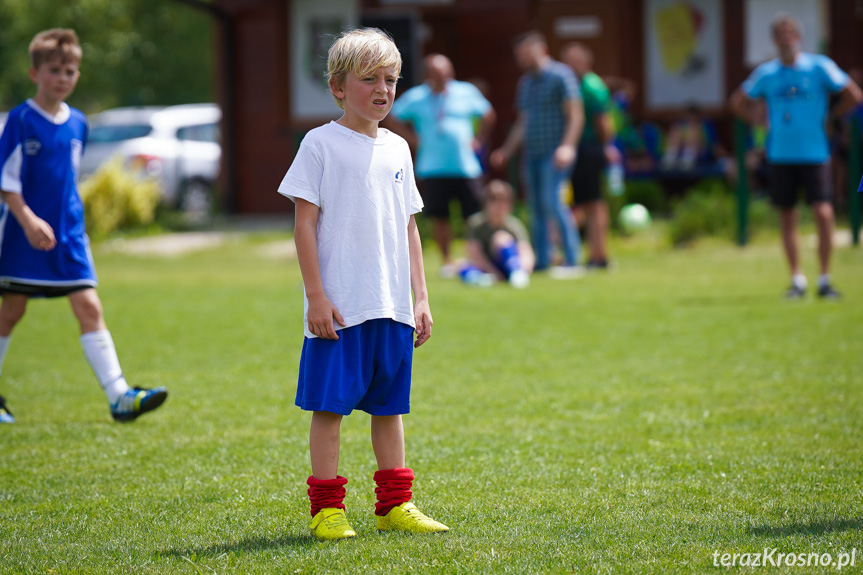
[277,28,448,541]
[460,179,535,289]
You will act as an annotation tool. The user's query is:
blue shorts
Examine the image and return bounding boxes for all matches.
[296,318,414,416]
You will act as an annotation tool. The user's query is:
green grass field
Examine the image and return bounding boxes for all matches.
[1,226,861,574]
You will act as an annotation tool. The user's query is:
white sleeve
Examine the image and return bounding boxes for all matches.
[0,144,23,194]
[277,137,322,207]
[406,154,423,215]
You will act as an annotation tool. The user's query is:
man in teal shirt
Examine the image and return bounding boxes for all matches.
[389,54,496,277]
[561,42,617,269]
[730,13,862,299]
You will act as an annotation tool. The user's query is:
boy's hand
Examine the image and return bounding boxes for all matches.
[307,294,346,340]
[23,216,56,251]
[413,300,433,348]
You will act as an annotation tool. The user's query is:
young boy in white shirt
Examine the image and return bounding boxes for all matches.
[278,28,448,541]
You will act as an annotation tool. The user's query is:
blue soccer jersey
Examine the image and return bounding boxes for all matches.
[0,99,96,295]
[742,53,848,164]
[859,173,863,193]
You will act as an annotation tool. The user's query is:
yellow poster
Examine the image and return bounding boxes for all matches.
[654,2,699,74]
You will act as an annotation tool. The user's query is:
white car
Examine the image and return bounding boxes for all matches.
[80,104,221,216]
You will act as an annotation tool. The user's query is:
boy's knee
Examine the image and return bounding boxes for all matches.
[71,292,104,326]
[490,230,516,250]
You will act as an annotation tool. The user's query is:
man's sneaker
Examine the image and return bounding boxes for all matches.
[110,386,168,422]
[586,259,609,270]
[817,283,841,300]
[439,263,458,280]
[0,395,14,424]
[377,502,449,534]
[310,508,356,540]
[549,265,586,280]
[785,285,806,299]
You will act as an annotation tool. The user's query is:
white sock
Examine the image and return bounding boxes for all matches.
[80,330,130,404]
[792,274,807,290]
[0,335,10,377]
[818,274,831,289]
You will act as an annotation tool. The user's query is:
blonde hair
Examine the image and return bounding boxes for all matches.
[29,28,82,69]
[327,28,402,110]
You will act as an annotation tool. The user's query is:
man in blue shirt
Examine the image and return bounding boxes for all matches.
[491,31,584,276]
[389,54,495,277]
[730,13,862,299]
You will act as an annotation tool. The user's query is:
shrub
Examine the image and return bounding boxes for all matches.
[79,158,161,237]
[667,181,735,246]
[609,178,667,232]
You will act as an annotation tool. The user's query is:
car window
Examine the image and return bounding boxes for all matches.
[88,124,153,143]
[176,123,220,143]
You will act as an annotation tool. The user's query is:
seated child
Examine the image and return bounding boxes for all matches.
[460,179,535,289]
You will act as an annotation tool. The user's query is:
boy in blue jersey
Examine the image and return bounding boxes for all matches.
[0,29,167,424]
[730,14,862,299]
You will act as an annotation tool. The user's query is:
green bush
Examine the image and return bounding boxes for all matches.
[79,158,161,237]
[667,181,735,246]
[621,178,668,213]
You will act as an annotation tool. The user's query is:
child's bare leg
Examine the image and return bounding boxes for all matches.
[371,414,405,470]
[371,414,448,532]
[68,288,106,334]
[69,288,129,404]
[0,295,27,380]
[310,411,343,479]
[0,294,27,337]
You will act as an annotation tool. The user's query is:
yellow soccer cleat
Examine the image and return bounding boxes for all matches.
[377,502,449,534]
[310,508,357,541]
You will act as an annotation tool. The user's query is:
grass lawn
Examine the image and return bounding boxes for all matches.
[1,225,861,574]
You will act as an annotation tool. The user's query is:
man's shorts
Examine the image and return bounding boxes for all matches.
[418,177,482,220]
[768,163,833,208]
[570,142,607,206]
[296,318,414,416]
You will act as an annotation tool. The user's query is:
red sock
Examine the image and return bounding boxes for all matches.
[307,475,348,517]
[374,468,414,516]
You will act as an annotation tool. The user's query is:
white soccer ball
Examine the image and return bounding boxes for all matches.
[618,203,652,233]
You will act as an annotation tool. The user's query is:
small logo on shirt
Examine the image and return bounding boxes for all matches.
[394,168,404,183]
[71,140,83,172]
[24,139,41,155]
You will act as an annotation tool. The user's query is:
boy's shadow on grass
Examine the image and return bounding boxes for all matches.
[749,517,863,537]
[162,534,315,559]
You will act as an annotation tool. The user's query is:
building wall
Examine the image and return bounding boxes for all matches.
[216,0,863,213]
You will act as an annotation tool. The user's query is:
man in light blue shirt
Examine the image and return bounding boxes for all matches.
[731,13,862,299]
[390,54,495,277]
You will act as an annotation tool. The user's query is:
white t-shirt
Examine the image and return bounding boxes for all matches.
[278,121,423,338]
